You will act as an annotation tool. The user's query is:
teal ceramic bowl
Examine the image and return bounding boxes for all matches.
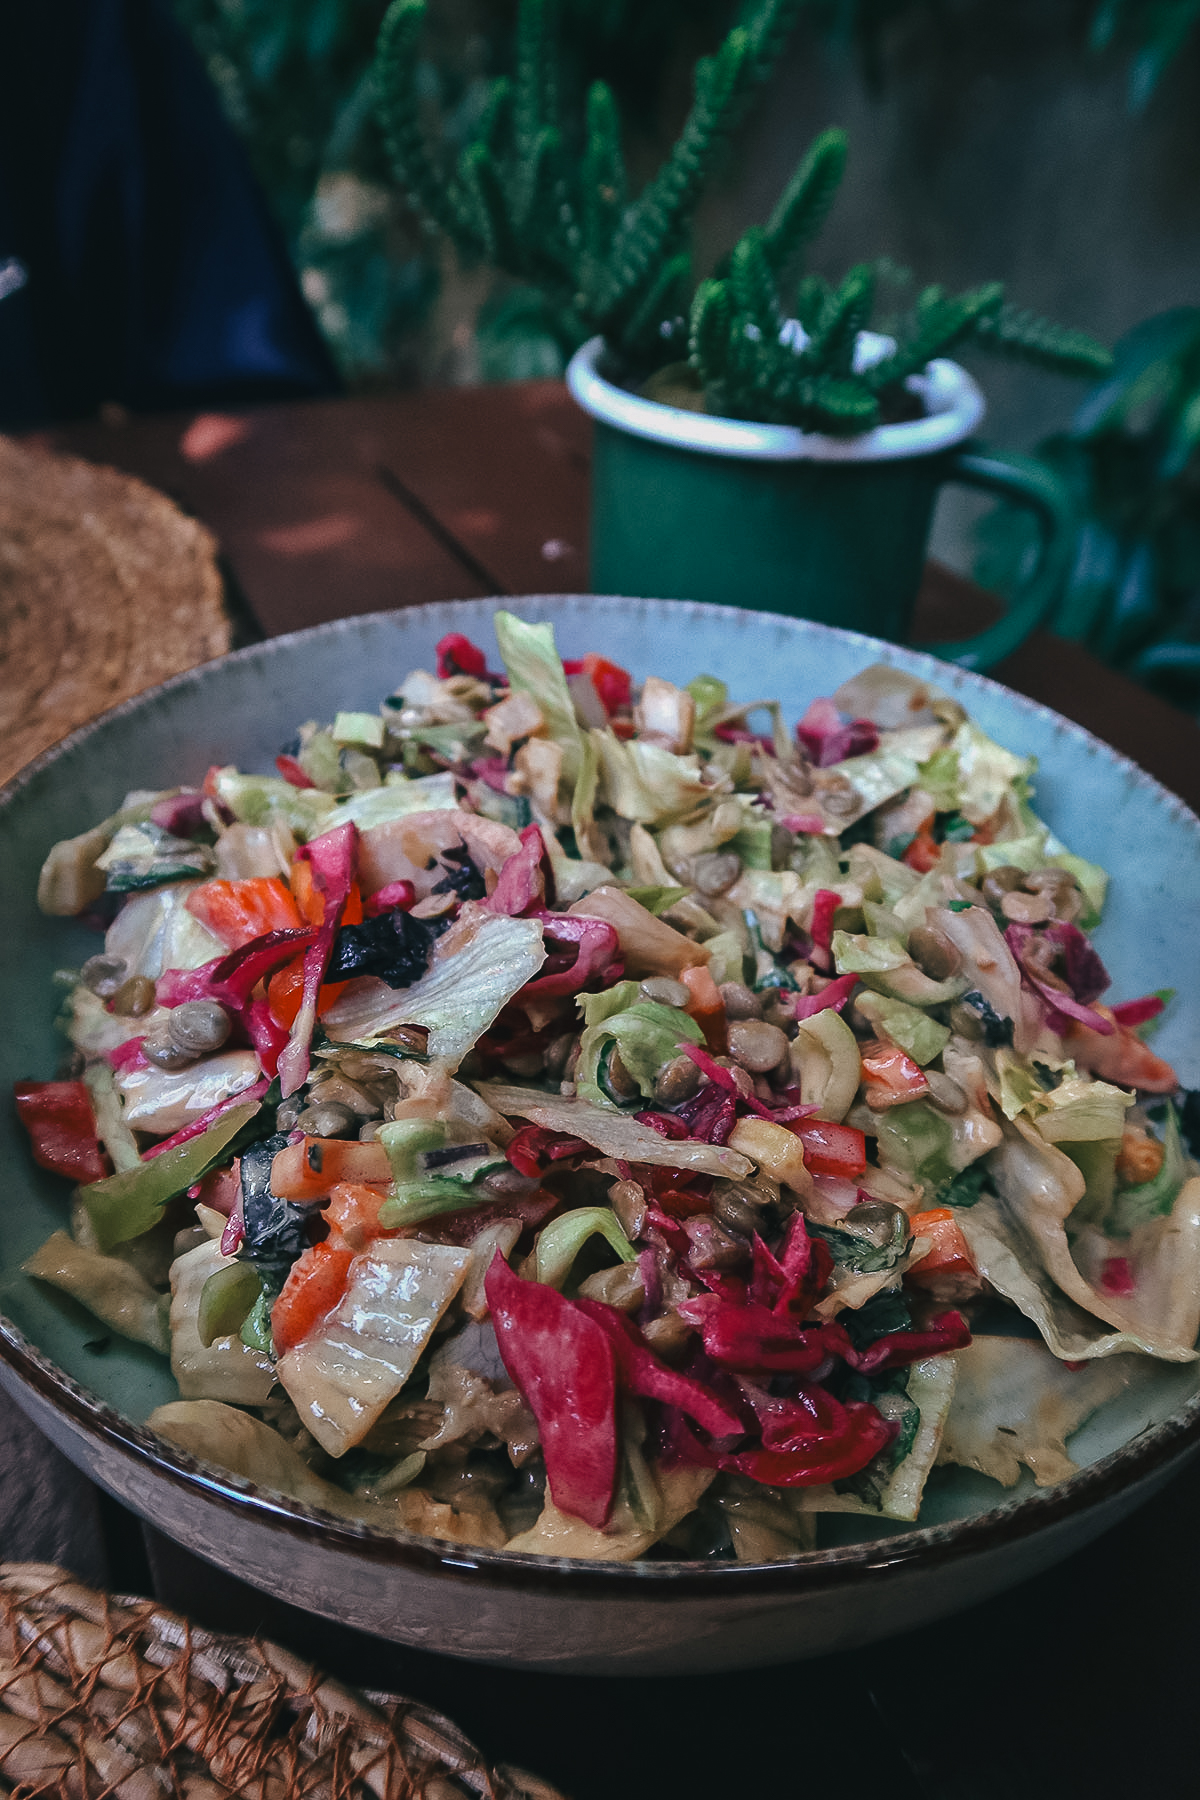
[1,595,1198,1674]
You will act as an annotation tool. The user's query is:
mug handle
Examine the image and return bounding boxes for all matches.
[925,446,1076,671]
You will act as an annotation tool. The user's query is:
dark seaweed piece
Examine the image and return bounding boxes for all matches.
[326,910,447,989]
[430,845,486,901]
[1178,1089,1200,1160]
[237,1132,311,1301]
[839,1288,913,1352]
[959,989,1015,1048]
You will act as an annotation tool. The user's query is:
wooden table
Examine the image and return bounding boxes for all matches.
[28,384,1200,1800]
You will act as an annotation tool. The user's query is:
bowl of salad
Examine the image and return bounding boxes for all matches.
[3,594,1198,1675]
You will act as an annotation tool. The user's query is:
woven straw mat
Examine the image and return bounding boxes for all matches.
[0,1564,566,1800]
[0,435,231,787]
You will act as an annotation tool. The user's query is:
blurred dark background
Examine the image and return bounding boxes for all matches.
[4,0,1200,697]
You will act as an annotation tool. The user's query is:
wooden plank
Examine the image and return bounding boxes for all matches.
[45,400,489,636]
[43,388,1200,817]
[370,380,592,596]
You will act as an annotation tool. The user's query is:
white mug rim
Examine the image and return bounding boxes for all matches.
[565,334,987,464]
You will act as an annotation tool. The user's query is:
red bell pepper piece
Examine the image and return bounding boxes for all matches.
[860,1039,929,1109]
[436,632,490,680]
[561,654,631,717]
[809,888,840,971]
[275,753,316,789]
[505,1125,590,1178]
[14,1080,111,1183]
[486,1253,619,1529]
[790,1117,867,1179]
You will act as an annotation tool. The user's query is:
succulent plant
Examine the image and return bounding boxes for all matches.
[683,128,1113,435]
[373,0,806,363]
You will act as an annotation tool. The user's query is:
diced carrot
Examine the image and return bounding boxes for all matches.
[902,826,941,874]
[186,877,304,949]
[271,1240,356,1356]
[680,962,727,1053]
[270,1137,391,1202]
[266,955,348,1029]
[1115,1127,1165,1184]
[324,1180,394,1251]
[907,1208,977,1283]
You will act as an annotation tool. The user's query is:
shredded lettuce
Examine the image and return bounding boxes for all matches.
[321,911,546,1067]
[853,991,950,1066]
[576,1000,704,1110]
[534,1207,637,1289]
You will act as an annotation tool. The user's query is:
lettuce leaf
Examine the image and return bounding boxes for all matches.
[576,1000,704,1110]
[494,612,581,778]
[474,1083,754,1179]
[961,1117,1200,1360]
[325,773,460,831]
[321,909,546,1068]
[937,1336,1143,1487]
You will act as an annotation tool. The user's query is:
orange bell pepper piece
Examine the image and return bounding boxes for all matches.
[860,1039,929,1108]
[907,1208,978,1284]
[680,962,727,1053]
[269,1137,391,1202]
[271,1240,356,1356]
[186,877,304,948]
[266,954,348,1029]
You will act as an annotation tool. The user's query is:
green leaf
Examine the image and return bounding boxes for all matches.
[576,1000,704,1110]
[853,990,951,1067]
[81,1099,265,1253]
[764,126,847,274]
[534,1206,636,1288]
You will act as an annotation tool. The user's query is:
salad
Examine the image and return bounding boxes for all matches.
[15,612,1200,1564]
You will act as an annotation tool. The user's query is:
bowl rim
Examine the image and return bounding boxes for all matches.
[3,592,1199,1598]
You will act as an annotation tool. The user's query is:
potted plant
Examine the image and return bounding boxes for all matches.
[373,0,1112,668]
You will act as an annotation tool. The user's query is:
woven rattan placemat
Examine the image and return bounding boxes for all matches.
[0,1563,565,1799]
[0,436,231,787]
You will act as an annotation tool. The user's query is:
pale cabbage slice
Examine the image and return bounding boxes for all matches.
[321,909,545,1068]
[149,1400,507,1546]
[169,1239,275,1404]
[474,1083,753,1180]
[961,1118,1200,1361]
[796,1354,958,1523]
[276,1240,471,1456]
[936,1335,1144,1488]
[104,881,225,982]
[505,1465,714,1561]
[114,1050,262,1137]
[24,1230,170,1354]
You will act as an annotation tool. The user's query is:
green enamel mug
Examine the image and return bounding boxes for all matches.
[566,336,1074,671]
